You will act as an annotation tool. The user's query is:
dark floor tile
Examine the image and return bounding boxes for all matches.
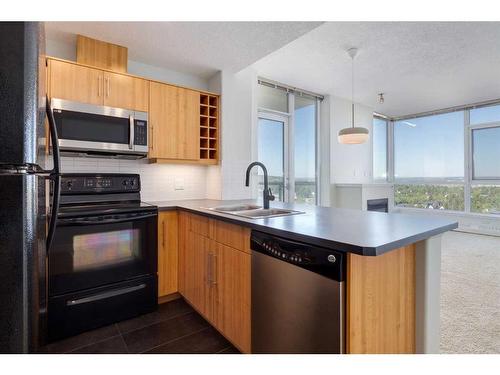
[38,324,120,354]
[217,346,241,354]
[69,335,129,354]
[123,312,210,353]
[117,298,193,334]
[145,326,230,354]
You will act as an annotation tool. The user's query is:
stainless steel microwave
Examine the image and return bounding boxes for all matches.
[51,98,148,159]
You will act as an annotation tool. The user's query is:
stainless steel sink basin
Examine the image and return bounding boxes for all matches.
[207,205,304,219]
[208,204,261,212]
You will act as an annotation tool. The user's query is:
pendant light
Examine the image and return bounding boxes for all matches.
[338,47,369,144]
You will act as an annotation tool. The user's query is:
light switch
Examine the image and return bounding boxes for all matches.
[174,177,185,190]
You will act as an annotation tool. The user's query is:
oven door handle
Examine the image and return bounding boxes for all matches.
[57,212,157,226]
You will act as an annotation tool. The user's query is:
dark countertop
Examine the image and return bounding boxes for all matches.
[145,199,458,256]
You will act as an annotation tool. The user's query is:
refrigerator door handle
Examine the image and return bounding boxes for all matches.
[46,95,60,176]
[45,96,61,252]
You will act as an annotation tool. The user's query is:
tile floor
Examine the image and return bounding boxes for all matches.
[38,298,240,354]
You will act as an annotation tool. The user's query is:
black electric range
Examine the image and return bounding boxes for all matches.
[47,173,158,342]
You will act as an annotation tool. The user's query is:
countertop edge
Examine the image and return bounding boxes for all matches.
[152,203,458,256]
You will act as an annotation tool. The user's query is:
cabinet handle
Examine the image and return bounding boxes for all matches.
[150,126,154,151]
[98,76,102,97]
[211,253,217,286]
[106,77,110,97]
[207,253,212,286]
[162,220,166,248]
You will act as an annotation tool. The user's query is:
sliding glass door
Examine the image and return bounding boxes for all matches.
[257,115,287,202]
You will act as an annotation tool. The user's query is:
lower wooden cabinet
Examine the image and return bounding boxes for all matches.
[178,212,251,353]
[157,211,179,297]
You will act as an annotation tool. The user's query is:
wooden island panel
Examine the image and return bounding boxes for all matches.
[346,244,416,354]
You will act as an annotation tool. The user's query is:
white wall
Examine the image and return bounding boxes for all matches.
[209,68,258,201]
[330,96,375,184]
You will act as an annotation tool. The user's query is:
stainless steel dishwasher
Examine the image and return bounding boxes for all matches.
[251,231,345,354]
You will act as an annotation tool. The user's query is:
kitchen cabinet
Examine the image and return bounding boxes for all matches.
[48,58,149,111]
[103,71,149,112]
[157,211,179,298]
[48,59,103,106]
[178,212,251,353]
[149,82,200,161]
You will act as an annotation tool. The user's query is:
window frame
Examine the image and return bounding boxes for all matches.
[383,102,500,217]
[257,87,320,205]
[372,115,389,182]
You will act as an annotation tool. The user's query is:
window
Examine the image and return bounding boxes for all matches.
[257,82,321,205]
[392,111,465,212]
[257,115,286,202]
[294,96,317,204]
[471,126,500,179]
[372,117,388,180]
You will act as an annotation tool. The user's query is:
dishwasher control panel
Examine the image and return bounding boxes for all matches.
[250,230,345,281]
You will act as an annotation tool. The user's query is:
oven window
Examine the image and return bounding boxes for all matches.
[73,229,140,271]
[55,110,130,144]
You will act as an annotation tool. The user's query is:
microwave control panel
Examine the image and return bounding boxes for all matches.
[134,120,148,146]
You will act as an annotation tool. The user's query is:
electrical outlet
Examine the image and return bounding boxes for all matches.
[174,177,185,191]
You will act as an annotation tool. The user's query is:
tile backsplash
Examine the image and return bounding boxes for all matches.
[60,157,209,202]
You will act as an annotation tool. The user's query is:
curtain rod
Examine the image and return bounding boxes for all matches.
[258,77,324,101]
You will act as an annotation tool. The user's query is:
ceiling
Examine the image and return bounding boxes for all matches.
[45,22,322,79]
[253,22,500,117]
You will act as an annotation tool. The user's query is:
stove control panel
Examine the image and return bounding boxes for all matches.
[61,174,141,194]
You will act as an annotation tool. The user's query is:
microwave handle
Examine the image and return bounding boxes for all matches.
[57,212,158,226]
[129,114,134,150]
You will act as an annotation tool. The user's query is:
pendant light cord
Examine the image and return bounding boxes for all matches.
[351,52,355,128]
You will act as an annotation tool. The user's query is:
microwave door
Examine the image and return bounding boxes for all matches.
[51,99,140,156]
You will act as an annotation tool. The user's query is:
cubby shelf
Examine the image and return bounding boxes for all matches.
[199,94,218,163]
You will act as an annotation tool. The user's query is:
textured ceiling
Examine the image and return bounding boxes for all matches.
[45,21,323,78]
[253,22,500,117]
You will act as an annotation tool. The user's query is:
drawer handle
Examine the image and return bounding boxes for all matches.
[66,284,146,306]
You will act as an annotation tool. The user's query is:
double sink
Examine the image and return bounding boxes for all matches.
[207,204,304,219]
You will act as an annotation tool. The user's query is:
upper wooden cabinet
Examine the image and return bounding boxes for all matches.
[103,71,149,112]
[149,82,200,161]
[48,59,103,106]
[47,59,149,112]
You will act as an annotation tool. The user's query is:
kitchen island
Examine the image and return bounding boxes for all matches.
[148,199,458,354]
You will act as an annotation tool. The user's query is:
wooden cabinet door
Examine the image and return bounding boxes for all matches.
[103,71,149,111]
[158,211,178,297]
[213,241,251,353]
[49,59,103,105]
[149,82,200,160]
[182,230,211,318]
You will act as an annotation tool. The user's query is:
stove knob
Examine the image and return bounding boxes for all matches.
[327,254,336,263]
[130,179,135,186]
[122,180,128,186]
[66,181,73,188]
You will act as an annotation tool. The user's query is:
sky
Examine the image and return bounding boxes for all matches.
[393,106,500,180]
[258,103,316,179]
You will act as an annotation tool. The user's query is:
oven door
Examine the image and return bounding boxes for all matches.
[51,98,148,156]
[49,210,157,296]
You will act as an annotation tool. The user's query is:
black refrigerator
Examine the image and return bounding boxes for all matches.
[0,22,60,353]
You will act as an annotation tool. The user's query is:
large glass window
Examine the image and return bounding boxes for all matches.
[373,118,388,180]
[394,112,464,180]
[257,116,286,202]
[393,111,465,212]
[470,104,500,125]
[294,96,317,204]
[257,82,320,205]
[472,126,500,179]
